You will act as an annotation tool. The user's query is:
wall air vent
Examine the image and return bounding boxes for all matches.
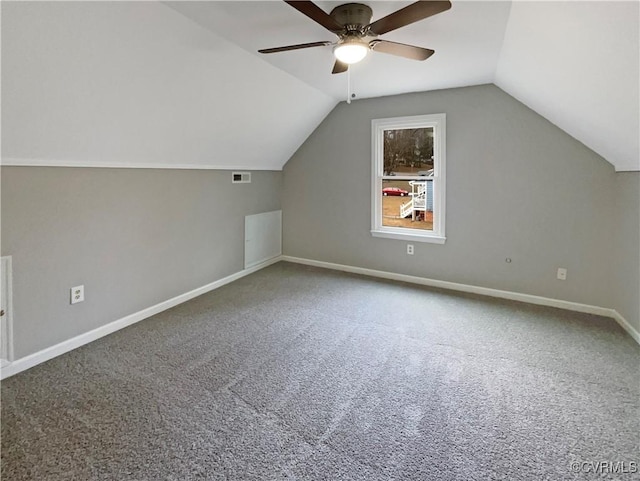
[232,172,251,184]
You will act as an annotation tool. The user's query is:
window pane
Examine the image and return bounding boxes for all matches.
[381,179,434,231]
[383,127,434,176]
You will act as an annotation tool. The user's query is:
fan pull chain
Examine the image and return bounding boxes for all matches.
[347,68,352,104]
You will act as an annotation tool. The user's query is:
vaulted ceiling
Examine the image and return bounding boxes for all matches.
[166,0,639,172]
[165,1,512,99]
[3,1,638,171]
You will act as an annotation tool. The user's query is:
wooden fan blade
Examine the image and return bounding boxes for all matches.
[284,1,344,33]
[367,1,451,35]
[332,60,348,74]
[370,40,434,60]
[259,41,332,54]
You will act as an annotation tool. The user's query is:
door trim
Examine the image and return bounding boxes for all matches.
[1,256,14,364]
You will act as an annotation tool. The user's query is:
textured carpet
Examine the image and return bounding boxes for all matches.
[2,261,639,480]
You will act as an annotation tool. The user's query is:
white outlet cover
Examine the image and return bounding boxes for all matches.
[557,268,567,280]
[71,285,85,304]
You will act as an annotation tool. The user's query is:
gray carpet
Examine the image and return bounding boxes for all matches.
[2,261,639,480]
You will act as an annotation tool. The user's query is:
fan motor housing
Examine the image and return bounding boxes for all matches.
[330,3,373,32]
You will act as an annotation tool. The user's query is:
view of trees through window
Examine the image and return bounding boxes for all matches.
[383,127,434,175]
[382,127,434,230]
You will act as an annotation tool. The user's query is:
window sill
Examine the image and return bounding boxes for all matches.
[371,229,446,244]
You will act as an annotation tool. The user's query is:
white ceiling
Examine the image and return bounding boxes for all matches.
[495,0,639,172]
[3,1,637,172]
[166,0,639,172]
[166,1,512,100]
[2,1,336,170]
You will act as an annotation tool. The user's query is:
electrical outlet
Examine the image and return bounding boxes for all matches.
[557,268,567,281]
[71,285,84,304]
[407,244,414,255]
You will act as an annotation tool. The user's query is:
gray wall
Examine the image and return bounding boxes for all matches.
[613,173,640,330]
[1,167,281,358]
[283,84,630,324]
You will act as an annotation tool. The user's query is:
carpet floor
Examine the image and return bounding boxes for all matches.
[2,262,639,480]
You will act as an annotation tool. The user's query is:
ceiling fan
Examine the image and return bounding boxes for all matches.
[258,1,452,74]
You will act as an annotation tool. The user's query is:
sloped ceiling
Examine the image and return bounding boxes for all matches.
[165,1,512,99]
[495,1,639,172]
[1,1,335,170]
[167,0,639,172]
[2,1,638,171]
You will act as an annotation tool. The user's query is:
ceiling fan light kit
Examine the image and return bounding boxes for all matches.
[259,1,452,73]
[333,39,368,64]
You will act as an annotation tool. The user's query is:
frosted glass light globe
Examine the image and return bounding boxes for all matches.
[333,41,368,64]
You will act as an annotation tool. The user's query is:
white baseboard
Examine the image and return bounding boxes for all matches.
[0,256,282,380]
[281,255,640,344]
[4,254,637,380]
[612,310,640,344]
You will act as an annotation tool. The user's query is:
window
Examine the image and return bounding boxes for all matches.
[371,113,446,243]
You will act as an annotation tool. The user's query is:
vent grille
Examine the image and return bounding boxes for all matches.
[232,172,251,184]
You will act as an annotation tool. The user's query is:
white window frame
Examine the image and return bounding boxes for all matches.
[371,113,446,244]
